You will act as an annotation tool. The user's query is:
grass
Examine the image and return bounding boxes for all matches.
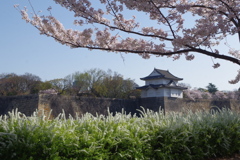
[0,108,240,160]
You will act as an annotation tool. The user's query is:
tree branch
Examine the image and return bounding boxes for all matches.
[70,2,173,41]
[149,0,176,39]
[106,0,126,30]
[186,45,240,65]
[43,28,240,66]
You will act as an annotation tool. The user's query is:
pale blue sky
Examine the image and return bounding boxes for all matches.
[1,0,240,91]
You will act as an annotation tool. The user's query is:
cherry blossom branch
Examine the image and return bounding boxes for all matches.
[191,3,240,43]
[16,0,240,84]
[149,0,176,39]
[40,25,240,66]
[106,0,125,30]
[186,46,240,65]
[218,0,239,20]
[64,1,172,41]
[191,4,239,26]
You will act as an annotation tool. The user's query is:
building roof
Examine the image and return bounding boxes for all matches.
[140,68,183,81]
[136,83,187,90]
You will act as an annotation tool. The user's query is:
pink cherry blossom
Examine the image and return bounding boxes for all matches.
[185,89,240,101]
[16,0,240,83]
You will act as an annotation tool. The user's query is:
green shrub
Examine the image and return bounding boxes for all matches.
[0,108,240,160]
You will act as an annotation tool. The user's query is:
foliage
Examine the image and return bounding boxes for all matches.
[68,68,139,98]
[0,69,139,98]
[0,73,41,96]
[47,78,68,94]
[206,83,218,94]
[73,68,107,96]
[0,109,240,160]
[36,81,53,91]
[95,70,138,98]
[15,0,240,83]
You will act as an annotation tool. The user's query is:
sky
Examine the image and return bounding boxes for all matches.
[1,0,240,91]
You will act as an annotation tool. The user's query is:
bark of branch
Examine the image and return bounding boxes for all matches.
[46,29,240,66]
[187,46,240,65]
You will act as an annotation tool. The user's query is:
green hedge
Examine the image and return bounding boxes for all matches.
[0,108,240,160]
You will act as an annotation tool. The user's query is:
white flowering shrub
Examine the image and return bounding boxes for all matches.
[0,108,240,159]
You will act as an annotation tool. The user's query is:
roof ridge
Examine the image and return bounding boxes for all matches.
[154,68,182,79]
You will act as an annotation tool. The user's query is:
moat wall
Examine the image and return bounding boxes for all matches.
[0,94,239,117]
[0,95,39,116]
[38,94,140,118]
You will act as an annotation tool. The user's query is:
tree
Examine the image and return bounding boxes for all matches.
[225,91,239,100]
[72,68,106,96]
[86,68,107,96]
[47,78,69,94]
[184,89,207,101]
[16,0,240,83]
[206,83,218,94]
[212,91,227,100]
[0,73,19,96]
[198,88,208,92]
[96,70,138,99]
[71,72,92,95]
[178,83,191,89]
[67,68,139,98]
[0,73,41,96]
[20,73,42,94]
[35,81,53,91]
[63,74,78,95]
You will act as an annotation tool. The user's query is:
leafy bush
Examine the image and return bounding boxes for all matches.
[0,108,240,160]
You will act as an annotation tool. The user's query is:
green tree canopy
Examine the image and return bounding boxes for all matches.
[0,69,139,98]
[206,83,218,94]
[70,68,139,98]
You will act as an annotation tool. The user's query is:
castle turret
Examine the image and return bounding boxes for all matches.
[137,68,187,98]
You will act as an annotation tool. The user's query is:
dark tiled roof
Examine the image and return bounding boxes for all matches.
[136,84,187,90]
[140,68,183,80]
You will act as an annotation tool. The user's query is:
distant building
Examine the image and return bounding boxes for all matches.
[39,88,58,95]
[137,68,187,98]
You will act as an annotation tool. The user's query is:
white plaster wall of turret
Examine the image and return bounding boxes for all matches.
[170,89,183,98]
[145,79,170,85]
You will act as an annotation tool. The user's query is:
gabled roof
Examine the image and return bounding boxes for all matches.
[140,68,183,81]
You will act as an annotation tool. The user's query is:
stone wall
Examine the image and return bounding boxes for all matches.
[138,97,165,113]
[38,94,140,118]
[38,96,240,117]
[0,95,38,116]
[0,94,239,118]
[164,97,240,113]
